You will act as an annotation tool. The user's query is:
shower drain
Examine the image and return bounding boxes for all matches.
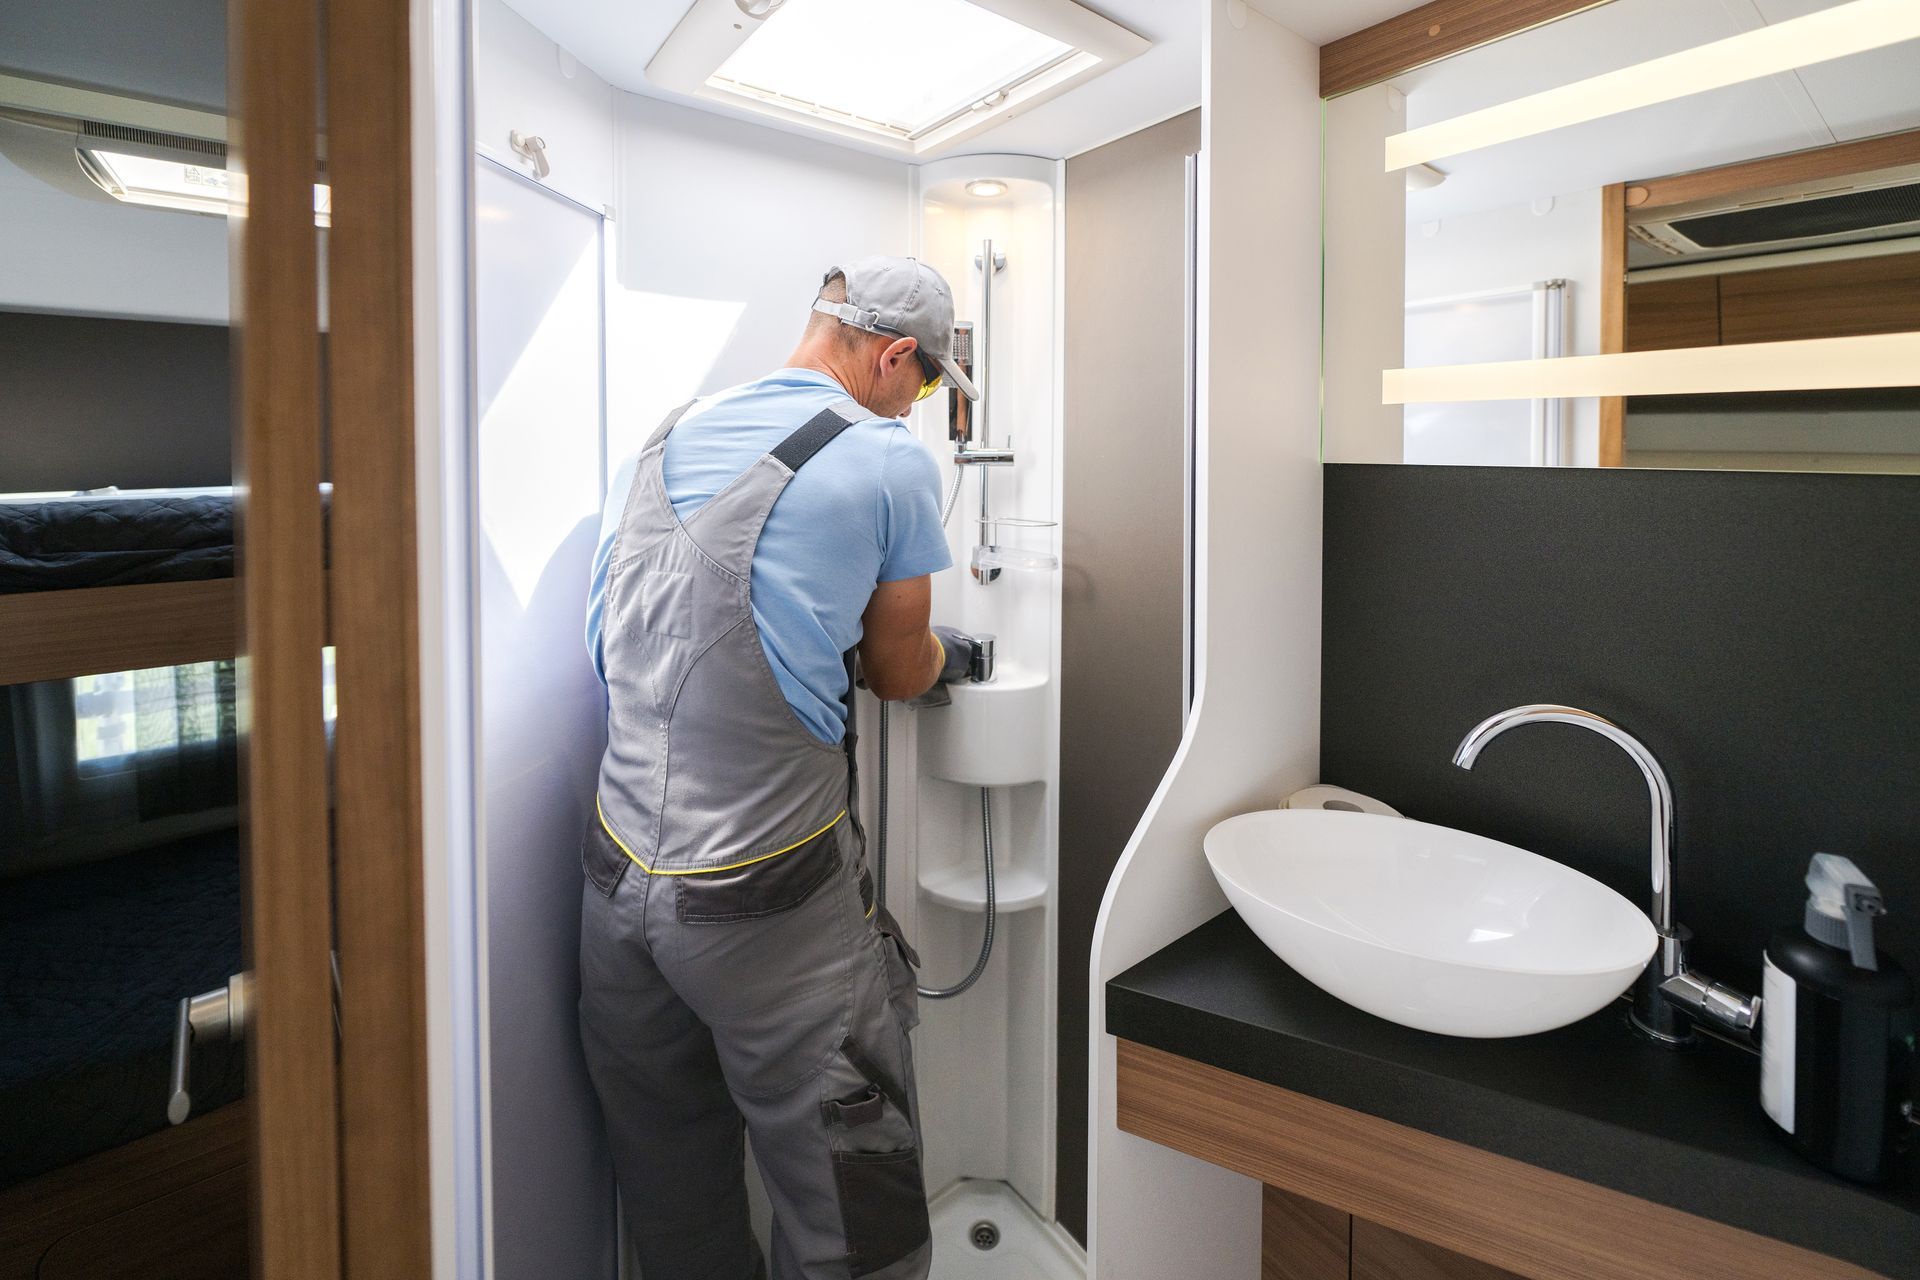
[968,1220,1001,1252]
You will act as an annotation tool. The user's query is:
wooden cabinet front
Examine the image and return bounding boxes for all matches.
[1261,1185,1529,1280]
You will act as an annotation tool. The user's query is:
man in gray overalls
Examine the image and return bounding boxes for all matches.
[580,258,981,1279]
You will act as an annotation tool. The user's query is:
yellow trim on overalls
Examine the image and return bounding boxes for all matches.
[596,795,847,877]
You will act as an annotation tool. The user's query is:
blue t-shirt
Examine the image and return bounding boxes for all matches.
[586,369,952,743]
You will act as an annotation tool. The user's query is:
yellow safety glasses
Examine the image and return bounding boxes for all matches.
[913,350,943,402]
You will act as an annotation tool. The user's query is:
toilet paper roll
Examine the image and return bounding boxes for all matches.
[1281,784,1402,817]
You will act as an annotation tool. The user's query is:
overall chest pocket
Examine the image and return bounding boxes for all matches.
[636,570,696,638]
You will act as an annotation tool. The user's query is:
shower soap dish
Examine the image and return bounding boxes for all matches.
[974,517,1059,573]
[973,546,1058,573]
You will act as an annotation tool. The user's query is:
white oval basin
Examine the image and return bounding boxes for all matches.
[1204,809,1657,1038]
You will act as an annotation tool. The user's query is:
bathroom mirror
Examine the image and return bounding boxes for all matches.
[1322,0,1920,471]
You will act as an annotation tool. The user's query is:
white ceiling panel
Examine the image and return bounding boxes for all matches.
[1392,0,1753,128]
[1780,39,1920,142]
[1405,79,1831,219]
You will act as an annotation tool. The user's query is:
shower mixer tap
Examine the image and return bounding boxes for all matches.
[955,446,1015,466]
[969,634,997,683]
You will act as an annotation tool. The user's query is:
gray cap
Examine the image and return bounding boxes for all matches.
[813,256,979,401]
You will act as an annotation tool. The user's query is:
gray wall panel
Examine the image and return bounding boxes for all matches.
[0,311,230,492]
[1322,464,1920,987]
[1057,107,1198,1244]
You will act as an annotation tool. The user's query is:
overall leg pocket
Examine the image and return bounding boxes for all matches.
[581,811,632,898]
[832,1150,929,1278]
[872,905,922,1033]
[823,1036,929,1278]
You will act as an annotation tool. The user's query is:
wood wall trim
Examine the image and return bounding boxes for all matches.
[1116,1040,1882,1280]
[1598,181,1627,467]
[326,0,434,1270]
[0,575,335,687]
[230,0,342,1266]
[1320,0,1612,99]
[1631,128,1920,213]
[0,581,236,686]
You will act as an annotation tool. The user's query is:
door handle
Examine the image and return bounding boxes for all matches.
[508,129,551,179]
[167,971,251,1125]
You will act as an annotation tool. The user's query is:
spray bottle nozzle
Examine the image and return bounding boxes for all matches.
[1806,853,1886,971]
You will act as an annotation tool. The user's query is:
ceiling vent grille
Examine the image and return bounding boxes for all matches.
[1671,182,1920,249]
[80,120,226,160]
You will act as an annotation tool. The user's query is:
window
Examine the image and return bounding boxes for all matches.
[648,0,1147,157]
[72,648,336,767]
[713,0,1072,141]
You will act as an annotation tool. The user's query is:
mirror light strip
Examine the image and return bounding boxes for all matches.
[1382,331,1920,403]
[1384,0,1920,172]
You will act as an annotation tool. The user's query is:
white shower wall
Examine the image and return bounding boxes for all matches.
[607,93,913,454]
[891,156,1065,1219]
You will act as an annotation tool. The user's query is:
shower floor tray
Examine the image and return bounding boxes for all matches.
[928,1179,1084,1280]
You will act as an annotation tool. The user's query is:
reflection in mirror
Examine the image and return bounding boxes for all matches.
[0,0,257,1268]
[1323,0,1920,472]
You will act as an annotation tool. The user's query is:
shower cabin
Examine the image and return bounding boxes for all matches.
[469,3,1082,1273]
[877,155,1067,1266]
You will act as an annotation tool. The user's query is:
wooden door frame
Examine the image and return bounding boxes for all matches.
[232,0,434,1271]
[230,0,341,1269]
[1599,182,1628,466]
[327,0,436,1275]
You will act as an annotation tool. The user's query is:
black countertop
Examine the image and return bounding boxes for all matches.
[1107,911,1919,1280]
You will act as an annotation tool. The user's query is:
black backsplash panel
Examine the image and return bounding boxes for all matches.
[1322,464,1920,988]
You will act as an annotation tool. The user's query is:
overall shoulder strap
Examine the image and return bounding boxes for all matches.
[769,402,862,474]
[643,399,698,451]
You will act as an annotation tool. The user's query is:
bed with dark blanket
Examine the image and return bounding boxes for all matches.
[0,827,245,1188]
[0,493,237,595]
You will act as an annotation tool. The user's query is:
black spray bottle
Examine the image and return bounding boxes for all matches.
[1760,854,1916,1184]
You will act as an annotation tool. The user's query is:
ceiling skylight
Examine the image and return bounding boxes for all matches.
[79,148,332,227]
[712,0,1072,140]
[650,0,1148,157]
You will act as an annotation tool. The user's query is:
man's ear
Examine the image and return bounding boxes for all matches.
[882,336,916,373]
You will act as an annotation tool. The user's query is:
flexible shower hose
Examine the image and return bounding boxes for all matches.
[938,465,966,530]
[875,699,997,1000]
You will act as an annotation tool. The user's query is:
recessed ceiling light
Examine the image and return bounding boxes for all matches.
[650,0,1147,157]
[966,179,1009,198]
[1384,0,1920,172]
[79,148,332,227]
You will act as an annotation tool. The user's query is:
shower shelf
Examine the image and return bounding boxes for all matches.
[919,863,1047,913]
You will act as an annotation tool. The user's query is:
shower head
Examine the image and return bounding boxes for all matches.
[950,322,973,368]
[948,322,975,444]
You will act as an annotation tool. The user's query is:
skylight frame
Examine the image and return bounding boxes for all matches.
[648,0,1148,157]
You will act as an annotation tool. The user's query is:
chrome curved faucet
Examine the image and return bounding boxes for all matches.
[1453,705,1759,1047]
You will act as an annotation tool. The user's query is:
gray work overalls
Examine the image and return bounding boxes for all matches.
[579,399,930,1280]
